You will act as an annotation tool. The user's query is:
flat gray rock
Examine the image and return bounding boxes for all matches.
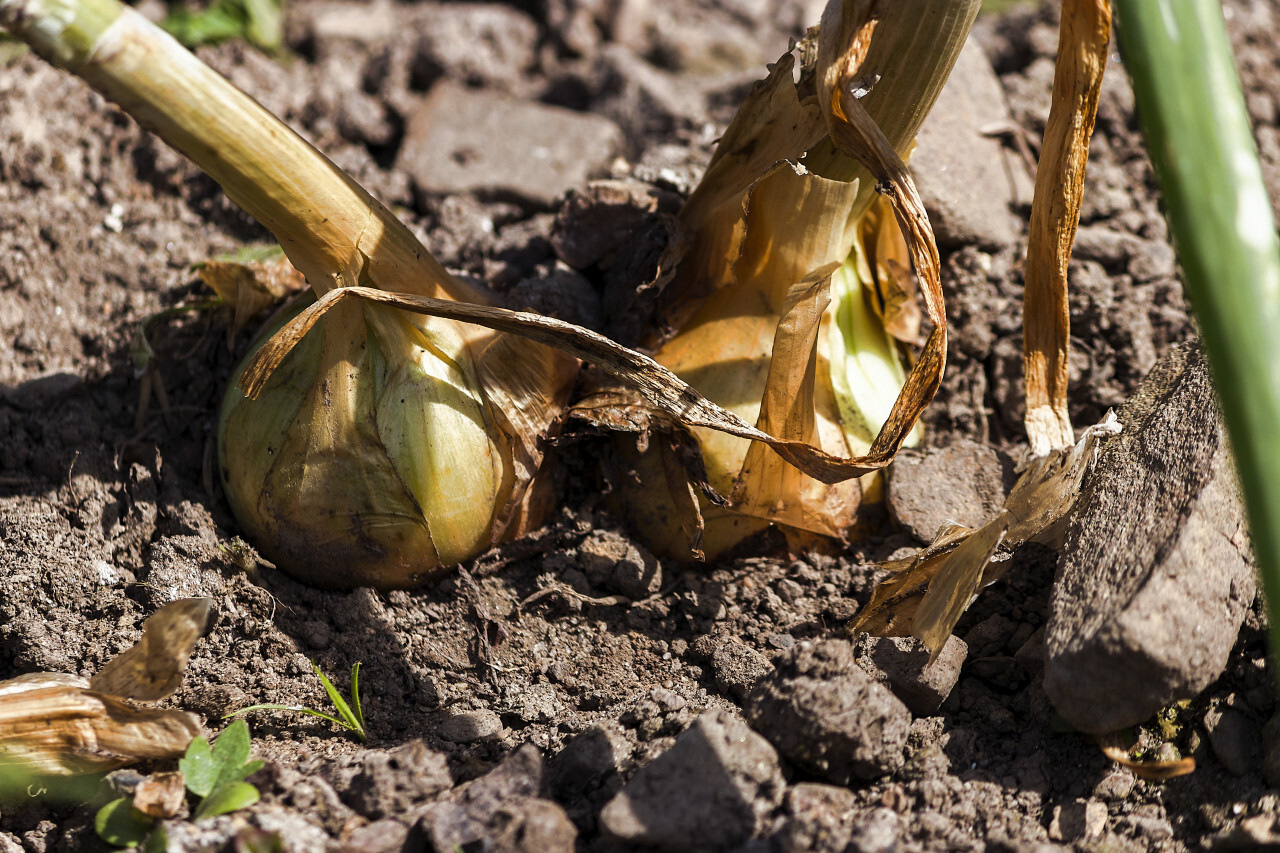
[598,709,783,852]
[887,439,1008,542]
[398,81,623,208]
[1044,343,1256,733]
[745,640,910,783]
[913,37,1030,250]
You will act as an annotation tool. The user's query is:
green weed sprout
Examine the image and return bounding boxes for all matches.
[96,720,264,848]
[1112,0,1280,662]
[226,661,366,742]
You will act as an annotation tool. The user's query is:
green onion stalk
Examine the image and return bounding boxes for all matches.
[1113,0,1280,657]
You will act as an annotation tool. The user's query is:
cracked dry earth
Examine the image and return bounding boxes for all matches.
[3,0,1280,851]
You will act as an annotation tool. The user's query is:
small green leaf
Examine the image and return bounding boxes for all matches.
[313,662,358,731]
[142,826,169,853]
[349,663,365,735]
[195,781,261,820]
[95,797,154,848]
[211,720,253,783]
[180,736,218,798]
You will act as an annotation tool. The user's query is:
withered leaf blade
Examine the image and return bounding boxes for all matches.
[239,286,927,486]
[1097,731,1195,781]
[0,680,203,776]
[0,598,211,777]
[853,414,1122,657]
[90,597,213,702]
[1023,0,1112,454]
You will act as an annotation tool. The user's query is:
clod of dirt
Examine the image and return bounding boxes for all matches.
[418,743,576,851]
[550,180,675,270]
[439,708,505,744]
[771,783,859,853]
[398,80,624,209]
[886,439,1009,542]
[598,709,784,852]
[745,640,910,784]
[1204,703,1263,777]
[1045,342,1256,733]
[855,634,968,716]
[577,529,662,599]
[1265,715,1280,789]
[914,37,1030,250]
[345,740,452,820]
[1047,798,1107,844]
[707,639,774,702]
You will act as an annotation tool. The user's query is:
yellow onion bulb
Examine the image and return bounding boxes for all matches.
[218,295,525,590]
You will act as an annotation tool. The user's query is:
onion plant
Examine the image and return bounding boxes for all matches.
[1113,0,1280,658]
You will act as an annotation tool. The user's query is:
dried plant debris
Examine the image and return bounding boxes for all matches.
[0,598,210,776]
[852,414,1121,659]
[1022,0,1111,454]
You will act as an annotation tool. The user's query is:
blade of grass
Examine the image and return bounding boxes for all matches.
[1112,0,1280,673]
[224,704,353,731]
[348,663,364,735]
[311,663,361,736]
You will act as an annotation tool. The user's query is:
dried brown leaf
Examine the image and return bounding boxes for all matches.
[0,598,210,776]
[90,597,211,702]
[1023,0,1112,454]
[133,770,187,819]
[199,255,307,347]
[1097,732,1196,781]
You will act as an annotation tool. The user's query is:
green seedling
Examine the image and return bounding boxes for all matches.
[161,0,283,52]
[96,720,264,849]
[227,661,366,742]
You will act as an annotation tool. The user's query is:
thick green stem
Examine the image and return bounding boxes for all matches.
[1113,0,1280,647]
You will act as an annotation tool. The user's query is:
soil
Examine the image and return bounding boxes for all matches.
[1,1,1278,851]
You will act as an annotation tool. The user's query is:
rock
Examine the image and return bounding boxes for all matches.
[549,725,624,800]
[578,530,662,599]
[913,37,1029,250]
[346,740,452,819]
[598,709,784,851]
[1204,704,1262,776]
[1048,799,1107,843]
[1092,769,1135,802]
[409,4,539,93]
[1045,343,1257,733]
[855,634,968,715]
[439,708,504,743]
[773,784,858,853]
[848,807,900,853]
[712,641,774,702]
[1263,713,1280,788]
[745,640,911,783]
[419,744,577,852]
[342,819,411,853]
[886,439,1008,542]
[398,81,623,209]
[0,833,21,853]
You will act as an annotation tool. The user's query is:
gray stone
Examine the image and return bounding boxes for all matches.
[1092,769,1135,802]
[578,529,662,600]
[1048,799,1107,843]
[598,709,784,852]
[410,4,539,93]
[1205,704,1262,776]
[855,634,968,716]
[913,37,1029,250]
[398,81,623,209]
[439,708,504,743]
[887,439,1008,542]
[712,641,774,702]
[745,640,910,783]
[1045,343,1256,733]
